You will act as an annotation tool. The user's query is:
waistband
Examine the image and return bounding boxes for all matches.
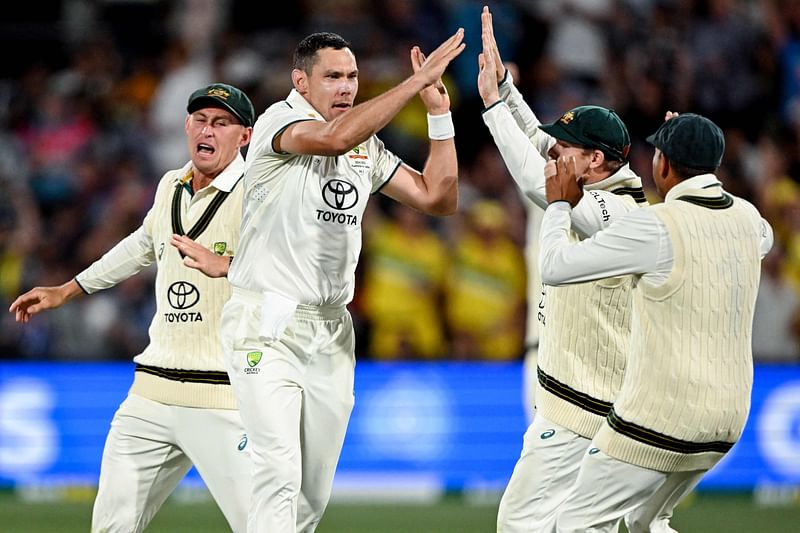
[231,286,347,321]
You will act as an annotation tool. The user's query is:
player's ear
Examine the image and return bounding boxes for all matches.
[239,127,253,148]
[292,69,308,94]
[589,149,605,169]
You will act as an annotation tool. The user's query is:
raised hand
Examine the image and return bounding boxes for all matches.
[170,234,231,278]
[411,47,450,114]
[412,28,465,88]
[545,155,585,207]
[478,9,500,106]
[482,6,506,81]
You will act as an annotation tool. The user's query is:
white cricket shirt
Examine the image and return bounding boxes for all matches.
[230,89,402,306]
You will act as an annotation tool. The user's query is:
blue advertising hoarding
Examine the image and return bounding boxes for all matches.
[1,362,798,493]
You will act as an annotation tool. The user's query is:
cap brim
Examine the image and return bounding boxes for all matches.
[539,122,587,147]
[188,96,247,126]
[645,133,659,147]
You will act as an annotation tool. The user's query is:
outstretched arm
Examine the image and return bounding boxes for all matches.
[277,29,465,156]
[381,46,458,216]
[9,279,84,323]
[482,6,547,148]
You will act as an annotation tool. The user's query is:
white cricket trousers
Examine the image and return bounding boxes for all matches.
[91,393,251,533]
[221,289,355,533]
[497,413,590,532]
[554,448,704,533]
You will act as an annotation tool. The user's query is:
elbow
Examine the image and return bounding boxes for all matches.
[428,196,458,216]
[420,177,458,216]
[323,121,367,155]
[317,133,352,156]
[539,254,561,286]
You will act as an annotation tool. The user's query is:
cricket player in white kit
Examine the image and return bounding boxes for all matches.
[10,84,255,533]
[541,113,773,532]
[216,31,464,532]
[476,8,681,532]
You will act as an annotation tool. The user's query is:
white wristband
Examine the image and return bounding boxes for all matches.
[427,112,455,140]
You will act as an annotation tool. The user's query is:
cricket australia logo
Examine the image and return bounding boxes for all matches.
[213,242,227,255]
[245,351,262,374]
[164,281,202,323]
[318,179,359,226]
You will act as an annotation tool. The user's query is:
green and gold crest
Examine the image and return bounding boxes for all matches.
[247,351,262,367]
[213,242,227,255]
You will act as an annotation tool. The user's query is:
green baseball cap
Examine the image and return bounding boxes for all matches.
[539,105,631,162]
[646,113,724,171]
[187,83,255,127]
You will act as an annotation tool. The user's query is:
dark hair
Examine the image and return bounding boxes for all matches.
[667,159,710,181]
[292,32,351,73]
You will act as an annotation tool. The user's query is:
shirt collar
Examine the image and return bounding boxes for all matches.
[584,163,643,191]
[172,153,245,193]
[286,89,326,122]
[665,174,722,202]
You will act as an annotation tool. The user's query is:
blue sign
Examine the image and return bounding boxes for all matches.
[1,362,798,492]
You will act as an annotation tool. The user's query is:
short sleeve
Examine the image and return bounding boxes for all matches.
[366,135,402,194]
[251,101,317,158]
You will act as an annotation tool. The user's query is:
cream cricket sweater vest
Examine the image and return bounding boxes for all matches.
[536,189,644,438]
[130,172,243,409]
[595,191,762,472]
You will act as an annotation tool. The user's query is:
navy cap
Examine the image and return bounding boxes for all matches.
[646,113,724,171]
[187,83,255,128]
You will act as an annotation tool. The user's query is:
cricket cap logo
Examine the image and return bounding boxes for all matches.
[559,111,575,124]
[207,87,230,100]
[247,351,262,367]
[213,242,227,255]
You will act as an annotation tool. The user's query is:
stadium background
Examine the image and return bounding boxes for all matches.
[1,0,799,531]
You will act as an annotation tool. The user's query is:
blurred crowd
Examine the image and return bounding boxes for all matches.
[1,0,800,363]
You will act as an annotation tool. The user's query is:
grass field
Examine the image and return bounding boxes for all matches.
[1,491,799,532]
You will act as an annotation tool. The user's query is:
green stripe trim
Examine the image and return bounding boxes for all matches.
[611,186,648,204]
[74,278,90,295]
[135,363,230,385]
[171,183,185,235]
[676,193,733,210]
[481,100,505,115]
[607,408,734,454]
[185,189,231,240]
[372,160,403,195]
[171,175,242,253]
[537,367,613,416]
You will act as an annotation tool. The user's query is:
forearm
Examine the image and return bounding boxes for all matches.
[497,70,542,142]
[324,77,428,154]
[419,139,459,215]
[540,204,661,285]
[482,101,548,207]
[76,227,155,293]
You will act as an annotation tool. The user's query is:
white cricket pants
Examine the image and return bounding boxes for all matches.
[497,413,590,532]
[554,448,705,533]
[91,393,251,533]
[221,290,355,533]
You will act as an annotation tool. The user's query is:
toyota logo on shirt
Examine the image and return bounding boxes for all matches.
[167,281,200,309]
[322,179,359,210]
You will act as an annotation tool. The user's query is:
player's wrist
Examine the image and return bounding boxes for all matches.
[427,111,454,140]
